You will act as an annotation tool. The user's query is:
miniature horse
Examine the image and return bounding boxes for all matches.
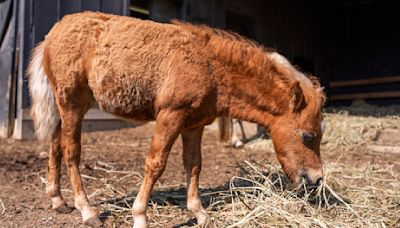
[28,12,326,228]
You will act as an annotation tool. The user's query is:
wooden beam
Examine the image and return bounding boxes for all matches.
[0,0,16,139]
[330,91,400,101]
[329,76,400,88]
[19,108,139,140]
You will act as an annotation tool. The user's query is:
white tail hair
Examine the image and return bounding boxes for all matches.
[28,42,60,141]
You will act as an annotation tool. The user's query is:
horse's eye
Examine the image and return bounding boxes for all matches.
[302,132,315,143]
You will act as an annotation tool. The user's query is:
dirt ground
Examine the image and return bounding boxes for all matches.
[0,121,399,228]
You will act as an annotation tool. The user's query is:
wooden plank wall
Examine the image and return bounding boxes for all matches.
[0,0,17,138]
[13,0,130,139]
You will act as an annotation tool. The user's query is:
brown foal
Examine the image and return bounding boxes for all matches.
[28,12,326,227]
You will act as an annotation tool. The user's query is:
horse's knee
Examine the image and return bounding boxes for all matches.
[145,156,167,179]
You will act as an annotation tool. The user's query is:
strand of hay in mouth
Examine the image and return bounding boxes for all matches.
[204,161,400,227]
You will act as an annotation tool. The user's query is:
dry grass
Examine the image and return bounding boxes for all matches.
[89,105,400,227]
[90,158,400,227]
[230,107,399,227]
[321,112,399,152]
[203,161,400,227]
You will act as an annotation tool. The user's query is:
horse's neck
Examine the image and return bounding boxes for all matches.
[215,67,285,128]
[206,36,291,126]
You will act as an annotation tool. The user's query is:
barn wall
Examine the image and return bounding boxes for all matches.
[149,0,400,105]
[12,0,130,139]
[322,1,400,105]
[0,0,17,138]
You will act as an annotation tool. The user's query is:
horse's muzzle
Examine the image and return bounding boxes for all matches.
[298,171,323,188]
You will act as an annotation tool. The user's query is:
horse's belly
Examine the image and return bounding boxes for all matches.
[89,74,156,121]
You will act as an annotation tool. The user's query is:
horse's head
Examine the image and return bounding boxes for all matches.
[269,80,325,188]
[267,55,326,188]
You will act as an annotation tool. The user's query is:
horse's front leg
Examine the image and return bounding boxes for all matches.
[46,122,73,213]
[182,127,207,224]
[231,119,244,148]
[132,109,186,228]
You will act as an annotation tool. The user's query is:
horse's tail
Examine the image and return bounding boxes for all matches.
[28,42,60,141]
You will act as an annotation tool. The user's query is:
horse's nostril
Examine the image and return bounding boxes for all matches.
[299,172,310,184]
[315,177,323,186]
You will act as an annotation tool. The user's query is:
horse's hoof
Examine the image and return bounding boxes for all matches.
[54,204,74,214]
[233,140,244,148]
[84,217,103,227]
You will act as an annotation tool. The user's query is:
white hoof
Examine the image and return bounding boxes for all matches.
[233,139,244,148]
[196,212,208,225]
[81,206,98,223]
[50,196,67,209]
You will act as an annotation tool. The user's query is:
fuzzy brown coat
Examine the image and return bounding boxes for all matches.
[28,11,325,227]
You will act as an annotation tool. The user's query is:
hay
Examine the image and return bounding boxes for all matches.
[88,108,399,227]
[321,112,399,152]
[216,107,400,227]
[203,161,400,227]
[91,159,399,227]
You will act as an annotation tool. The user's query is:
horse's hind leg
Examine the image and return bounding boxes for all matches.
[46,122,73,213]
[182,127,207,224]
[58,101,101,227]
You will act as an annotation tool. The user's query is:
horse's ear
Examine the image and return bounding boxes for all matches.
[289,81,306,112]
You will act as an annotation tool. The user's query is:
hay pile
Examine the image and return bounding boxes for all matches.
[94,159,400,227]
[225,106,400,227]
[204,161,400,227]
[93,105,399,227]
[321,112,399,152]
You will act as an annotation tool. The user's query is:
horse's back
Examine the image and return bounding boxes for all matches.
[42,12,211,121]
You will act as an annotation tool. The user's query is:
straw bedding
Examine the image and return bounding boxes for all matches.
[95,104,400,227]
